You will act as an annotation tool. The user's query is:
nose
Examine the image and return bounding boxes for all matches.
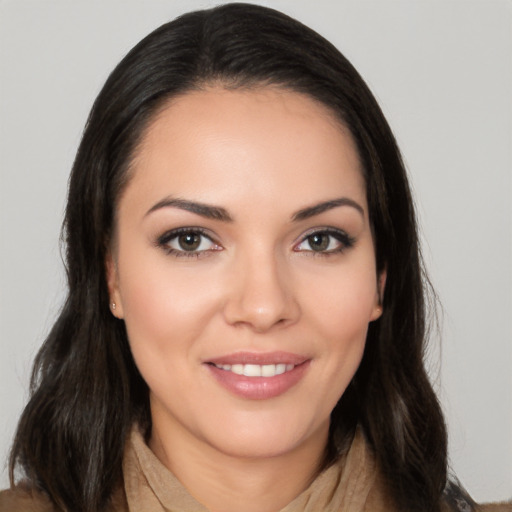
[223,249,300,333]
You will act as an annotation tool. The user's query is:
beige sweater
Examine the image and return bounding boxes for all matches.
[1,428,510,511]
[120,427,392,512]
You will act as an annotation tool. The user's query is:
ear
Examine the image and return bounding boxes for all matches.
[370,268,387,321]
[105,252,124,318]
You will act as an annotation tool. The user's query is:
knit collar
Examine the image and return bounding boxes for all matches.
[122,426,379,512]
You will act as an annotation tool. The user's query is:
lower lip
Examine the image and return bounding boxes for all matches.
[205,361,310,400]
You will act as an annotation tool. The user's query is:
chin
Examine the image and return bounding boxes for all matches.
[208,434,305,460]
[199,413,329,461]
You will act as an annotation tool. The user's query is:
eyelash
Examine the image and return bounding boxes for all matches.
[156,227,221,259]
[293,228,356,256]
[156,227,356,259]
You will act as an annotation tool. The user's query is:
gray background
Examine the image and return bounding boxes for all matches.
[0,0,511,503]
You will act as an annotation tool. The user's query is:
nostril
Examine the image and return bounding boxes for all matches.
[222,264,301,331]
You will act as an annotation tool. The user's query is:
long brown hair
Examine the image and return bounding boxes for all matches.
[10,4,448,511]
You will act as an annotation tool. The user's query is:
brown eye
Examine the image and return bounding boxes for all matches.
[294,229,356,255]
[307,233,330,252]
[157,228,221,256]
[178,233,201,251]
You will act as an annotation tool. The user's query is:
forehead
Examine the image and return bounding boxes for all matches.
[124,87,366,215]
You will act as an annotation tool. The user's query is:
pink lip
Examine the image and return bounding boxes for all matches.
[204,352,311,400]
[206,351,308,366]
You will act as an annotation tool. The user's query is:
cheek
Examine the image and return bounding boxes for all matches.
[300,260,378,336]
[117,255,223,370]
[297,261,376,391]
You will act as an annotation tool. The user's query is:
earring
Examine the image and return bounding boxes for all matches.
[111,302,116,311]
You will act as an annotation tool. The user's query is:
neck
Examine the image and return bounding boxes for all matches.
[149,416,329,512]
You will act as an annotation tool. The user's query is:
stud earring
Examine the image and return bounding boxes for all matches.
[111,302,116,311]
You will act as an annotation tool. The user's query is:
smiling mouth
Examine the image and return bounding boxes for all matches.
[205,354,310,399]
[210,363,296,377]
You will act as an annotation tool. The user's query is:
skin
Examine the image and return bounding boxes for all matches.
[107,87,384,512]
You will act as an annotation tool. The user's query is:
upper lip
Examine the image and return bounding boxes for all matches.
[205,351,309,366]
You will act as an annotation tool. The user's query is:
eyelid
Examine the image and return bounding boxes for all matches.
[293,227,356,254]
[156,227,222,257]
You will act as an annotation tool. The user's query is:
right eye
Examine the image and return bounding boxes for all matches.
[157,228,221,257]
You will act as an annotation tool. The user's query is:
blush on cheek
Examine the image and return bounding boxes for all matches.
[320,291,376,328]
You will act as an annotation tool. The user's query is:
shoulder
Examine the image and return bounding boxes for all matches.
[0,484,129,512]
[0,487,56,512]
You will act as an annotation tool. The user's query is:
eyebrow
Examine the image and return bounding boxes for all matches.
[145,197,233,222]
[145,196,364,223]
[292,198,364,221]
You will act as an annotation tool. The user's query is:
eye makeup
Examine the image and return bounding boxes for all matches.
[154,225,356,260]
[156,227,222,258]
[293,227,356,256]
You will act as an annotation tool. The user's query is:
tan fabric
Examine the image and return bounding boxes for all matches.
[122,426,391,512]
[1,429,509,511]
[0,485,55,512]
[0,427,390,512]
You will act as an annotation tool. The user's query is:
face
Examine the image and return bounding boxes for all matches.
[108,87,383,462]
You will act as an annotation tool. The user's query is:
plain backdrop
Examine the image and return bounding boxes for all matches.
[0,0,511,503]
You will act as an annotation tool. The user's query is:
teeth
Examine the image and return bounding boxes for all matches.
[261,364,276,377]
[243,364,261,377]
[231,364,244,375]
[214,362,296,377]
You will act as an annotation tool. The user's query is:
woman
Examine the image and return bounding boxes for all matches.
[1,3,508,512]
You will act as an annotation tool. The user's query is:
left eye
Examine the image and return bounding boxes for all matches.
[295,230,354,253]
